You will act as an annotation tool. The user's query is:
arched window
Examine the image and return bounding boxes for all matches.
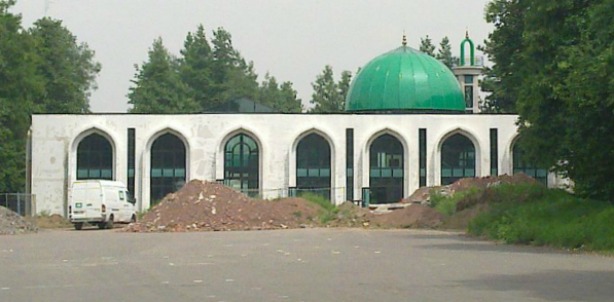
[513,140,548,185]
[77,133,113,180]
[150,133,186,204]
[296,133,331,200]
[369,134,404,204]
[441,133,475,185]
[224,133,259,197]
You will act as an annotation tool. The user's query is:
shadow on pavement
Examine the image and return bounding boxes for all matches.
[456,270,614,302]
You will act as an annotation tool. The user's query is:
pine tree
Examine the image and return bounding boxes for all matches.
[436,36,455,69]
[419,35,436,57]
[128,38,198,113]
[179,24,214,111]
[309,65,350,113]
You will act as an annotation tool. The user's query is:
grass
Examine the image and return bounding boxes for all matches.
[466,184,614,252]
[298,192,338,224]
[430,187,481,216]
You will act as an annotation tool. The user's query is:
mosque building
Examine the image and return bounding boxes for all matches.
[28,34,559,216]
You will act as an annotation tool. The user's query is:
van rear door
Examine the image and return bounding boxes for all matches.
[71,183,103,220]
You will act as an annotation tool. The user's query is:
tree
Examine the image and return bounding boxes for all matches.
[128,38,198,113]
[480,0,525,112]
[436,36,455,69]
[0,0,43,192]
[309,65,350,113]
[258,73,302,112]
[419,35,436,57]
[337,70,352,106]
[278,81,303,113]
[179,24,214,111]
[29,17,101,113]
[210,28,259,109]
[485,0,614,200]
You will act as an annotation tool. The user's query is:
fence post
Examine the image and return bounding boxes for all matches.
[17,193,21,216]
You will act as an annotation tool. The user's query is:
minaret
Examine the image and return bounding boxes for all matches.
[453,31,483,113]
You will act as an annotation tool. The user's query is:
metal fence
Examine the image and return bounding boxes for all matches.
[0,193,36,216]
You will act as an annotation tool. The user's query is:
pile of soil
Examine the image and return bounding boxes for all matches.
[124,180,448,233]
[403,173,540,205]
[124,180,324,232]
[0,206,38,235]
[123,174,542,233]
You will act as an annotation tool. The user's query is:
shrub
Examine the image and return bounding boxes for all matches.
[299,192,338,224]
[468,185,614,252]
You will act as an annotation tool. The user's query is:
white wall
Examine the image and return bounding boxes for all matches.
[31,113,523,215]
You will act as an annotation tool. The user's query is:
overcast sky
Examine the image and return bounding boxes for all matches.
[12,0,493,113]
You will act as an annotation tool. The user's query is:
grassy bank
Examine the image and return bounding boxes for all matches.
[444,183,614,252]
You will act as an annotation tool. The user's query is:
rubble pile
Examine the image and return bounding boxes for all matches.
[124,180,323,232]
[0,206,38,235]
[403,173,540,205]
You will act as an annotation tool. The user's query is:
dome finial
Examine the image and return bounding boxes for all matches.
[465,28,469,39]
[402,30,407,46]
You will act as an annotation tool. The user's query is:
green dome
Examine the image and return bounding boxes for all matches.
[345,45,465,112]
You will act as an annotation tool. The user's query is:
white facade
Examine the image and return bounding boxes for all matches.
[28,113,551,216]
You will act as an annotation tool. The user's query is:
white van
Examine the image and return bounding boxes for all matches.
[68,180,137,230]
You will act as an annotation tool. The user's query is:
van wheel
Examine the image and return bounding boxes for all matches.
[98,222,106,229]
[106,215,114,229]
[74,223,83,230]
[130,214,137,223]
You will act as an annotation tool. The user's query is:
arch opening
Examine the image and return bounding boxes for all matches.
[512,139,548,185]
[441,133,475,185]
[76,133,113,180]
[224,133,259,197]
[369,134,404,204]
[150,133,187,204]
[296,133,331,200]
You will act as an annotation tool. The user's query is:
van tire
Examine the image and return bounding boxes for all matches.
[130,214,137,223]
[98,222,106,229]
[74,223,83,230]
[105,215,114,229]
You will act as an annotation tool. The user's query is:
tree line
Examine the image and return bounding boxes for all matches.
[128,25,354,114]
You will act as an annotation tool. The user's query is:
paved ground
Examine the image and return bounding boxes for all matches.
[1,228,613,302]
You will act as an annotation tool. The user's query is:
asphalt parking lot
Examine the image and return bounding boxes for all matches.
[1,228,613,302]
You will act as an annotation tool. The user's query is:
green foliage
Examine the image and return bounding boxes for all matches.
[1,2,99,192]
[308,65,351,113]
[480,0,525,113]
[258,73,303,112]
[210,28,259,109]
[483,0,614,201]
[29,17,101,113]
[299,192,338,223]
[179,25,215,111]
[468,186,614,251]
[430,188,481,216]
[436,36,456,69]
[419,35,436,57]
[131,25,300,113]
[128,38,199,113]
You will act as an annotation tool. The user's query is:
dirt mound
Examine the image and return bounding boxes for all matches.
[0,206,38,235]
[369,205,445,229]
[403,173,541,205]
[123,176,540,233]
[124,180,323,232]
[449,173,539,192]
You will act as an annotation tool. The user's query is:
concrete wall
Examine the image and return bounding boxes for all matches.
[31,113,525,215]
